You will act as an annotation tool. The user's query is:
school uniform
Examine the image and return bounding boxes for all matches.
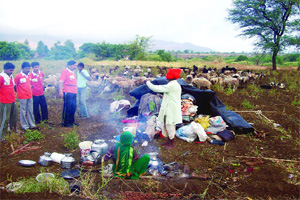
[14,71,36,130]
[0,72,18,139]
[29,71,48,124]
[60,68,77,127]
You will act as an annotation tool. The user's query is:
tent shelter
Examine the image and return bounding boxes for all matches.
[127,77,254,134]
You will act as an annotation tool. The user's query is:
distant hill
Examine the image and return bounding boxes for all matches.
[150,40,213,52]
[0,34,213,52]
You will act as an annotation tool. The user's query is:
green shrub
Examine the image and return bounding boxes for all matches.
[62,128,80,150]
[269,89,276,96]
[224,87,234,96]
[242,99,254,110]
[211,84,223,92]
[292,98,300,107]
[112,92,125,101]
[23,130,45,142]
[247,84,263,96]
[15,174,69,195]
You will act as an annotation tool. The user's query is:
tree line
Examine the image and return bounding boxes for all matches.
[0,35,177,62]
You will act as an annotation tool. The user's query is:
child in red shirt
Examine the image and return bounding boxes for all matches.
[29,62,48,124]
[15,62,37,130]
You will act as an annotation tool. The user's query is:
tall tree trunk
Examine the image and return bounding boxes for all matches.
[272,51,277,70]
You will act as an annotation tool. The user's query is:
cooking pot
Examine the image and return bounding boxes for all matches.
[91,140,108,155]
[38,152,53,166]
[148,152,158,160]
[61,153,75,169]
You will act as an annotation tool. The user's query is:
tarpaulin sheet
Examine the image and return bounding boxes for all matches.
[127,77,253,134]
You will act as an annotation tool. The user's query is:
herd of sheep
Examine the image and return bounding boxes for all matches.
[43,65,265,98]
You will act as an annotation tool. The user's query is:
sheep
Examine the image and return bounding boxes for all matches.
[238,76,250,88]
[124,65,131,70]
[210,77,223,86]
[101,80,118,95]
[109,65,119,74]
[91,72,102,81]
[44,86,58,99]
[196,73,211,80]
[185,75,193,85]
[221,66,237,73]
[87,80,102,93]
[192,77,212,90]
[156,66,168,76]
[44,75,58,87]
[222,77,239,91]
[132,76,146,87]
[133,67,142,77]
[116,79,135,94]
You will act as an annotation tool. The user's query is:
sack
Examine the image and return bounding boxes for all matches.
[138,93,162,115]
[217,130,235,142]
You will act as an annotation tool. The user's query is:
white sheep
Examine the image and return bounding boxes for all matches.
[223,77,239,91]
[192,77,212,90]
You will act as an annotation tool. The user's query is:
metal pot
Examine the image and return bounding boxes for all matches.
[38,152,53,166]
[61,153,75,169]
[148,152,158,160]
[91,140,108,155]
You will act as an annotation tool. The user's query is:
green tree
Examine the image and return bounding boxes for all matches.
[0,41,20,60]
[183,49,190,54]
[128,35,152,60]
[157,50,173,62]
[228,0,300,70]
[251,51,266,66]
[235,55,248,62]
[15,43,31,59]
[36,41,49,58]
[24,39,29,46]
[64,40,77,58]
[49,40,77,60]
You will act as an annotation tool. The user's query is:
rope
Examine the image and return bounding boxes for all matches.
[234,110,274,125]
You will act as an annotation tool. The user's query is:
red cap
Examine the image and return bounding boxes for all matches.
[166,68,181,80]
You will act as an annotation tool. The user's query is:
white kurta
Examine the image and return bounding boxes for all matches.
[146,80,182,125]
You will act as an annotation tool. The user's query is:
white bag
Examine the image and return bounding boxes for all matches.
[191,122,208,142]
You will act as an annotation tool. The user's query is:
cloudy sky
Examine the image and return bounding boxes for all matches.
[0,0,256,52]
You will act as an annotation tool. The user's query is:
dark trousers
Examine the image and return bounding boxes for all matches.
[62,92,77,126]
[33,95,48,124]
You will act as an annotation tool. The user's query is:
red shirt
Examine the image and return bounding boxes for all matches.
[0,75,15,103]
[60,68,77,94]
[14,72,32,99]
[29,71,44,96]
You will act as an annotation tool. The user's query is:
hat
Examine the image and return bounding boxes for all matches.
[166,68,181,80]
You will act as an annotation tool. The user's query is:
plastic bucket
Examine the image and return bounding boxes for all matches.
[79,141,93,156]
[123,126,136,137]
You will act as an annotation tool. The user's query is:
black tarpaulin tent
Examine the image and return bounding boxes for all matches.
[127,77,254,134]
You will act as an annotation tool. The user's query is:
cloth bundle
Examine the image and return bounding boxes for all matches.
[205,116,227,134]
[176,122,208,142]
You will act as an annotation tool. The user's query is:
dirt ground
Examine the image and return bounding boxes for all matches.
[0,68,299,199]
